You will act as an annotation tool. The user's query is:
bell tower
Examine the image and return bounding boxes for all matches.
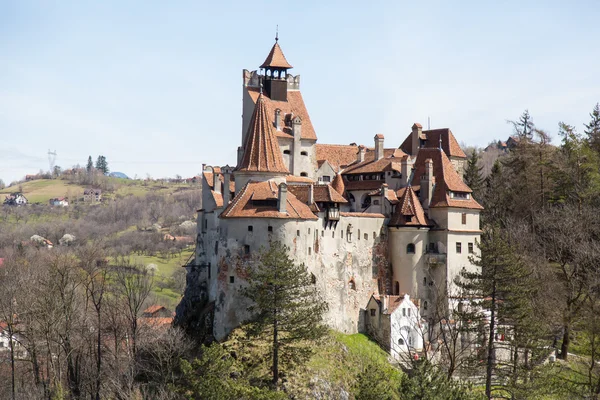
[260,33,292,102]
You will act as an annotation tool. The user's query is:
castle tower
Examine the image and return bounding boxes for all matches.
[260,36,293,102]
[235,93,289,192]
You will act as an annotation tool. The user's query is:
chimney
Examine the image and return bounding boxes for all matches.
[237,146,244,168]
[274,109,281,131]
[213,169,221,194]
[357,145,366,163]
[412,123,422,156]
[222,166,232,206]
[308,184,314,205]
[374,134,384,160]
[401,158,410,186]
[380,183,387,211]
[292,116,302,137]
[278,183,288,213]
[420,158,434,210]
[381,296,388,312]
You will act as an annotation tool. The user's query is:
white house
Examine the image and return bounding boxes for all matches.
[3,193,28,206]
[365,294,426,361]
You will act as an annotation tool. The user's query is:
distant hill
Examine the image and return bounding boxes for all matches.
[0,177,199,204]
[109,172,130,179]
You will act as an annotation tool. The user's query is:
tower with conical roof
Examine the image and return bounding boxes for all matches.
[261,34,293,102]
[235,93,289,192]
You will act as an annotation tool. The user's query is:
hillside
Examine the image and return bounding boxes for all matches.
[221,330,403,399]
[0,177,200,204]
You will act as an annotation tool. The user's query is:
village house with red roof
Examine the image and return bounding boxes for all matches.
[186,39,482,355]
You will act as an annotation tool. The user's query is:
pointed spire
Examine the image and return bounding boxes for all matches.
[238,95,289,174]
[332,172,345,196]
[388,186,429,227]
[261,41,293,69]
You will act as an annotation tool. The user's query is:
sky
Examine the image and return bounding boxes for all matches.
[1,0,599,184]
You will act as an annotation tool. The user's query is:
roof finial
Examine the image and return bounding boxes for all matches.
[439,135,442,150]
[275,25,279,42]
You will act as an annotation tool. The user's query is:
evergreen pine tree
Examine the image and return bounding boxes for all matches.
[509,109,534,140]
[95,156,109,175]
[242,241,328,385]
[584,103,600,154]
[398,360,482,400]
[86,156,93,173]
[463,150,484,200]
[457,228,532,399]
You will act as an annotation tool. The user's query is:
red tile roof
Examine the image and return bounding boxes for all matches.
[144,305,166,315]
[238,94,289,174]
[400,128,467,158]
[260,42,293,69]
[203,171,235,192]
[286,175,315,184]
[389,186,432,227]
[247,88,317,141]
[315,145,406,172]
[411,149,483,210]
[220,180,318,220]
[332,173,345,196]
[315,144,359,171]
[287,184,348,205]
[340,212,385,218]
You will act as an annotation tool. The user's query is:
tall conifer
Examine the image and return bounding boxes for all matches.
[242,241,328,386]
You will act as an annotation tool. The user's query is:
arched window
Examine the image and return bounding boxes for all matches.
[349,279,356,290]
[407,243,415,254]
[394,281,400,295]
[398,338,405,345]
[424,301,428,311]
[361,195,371,209]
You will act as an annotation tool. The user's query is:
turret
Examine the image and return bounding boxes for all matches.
[260,37,293,102]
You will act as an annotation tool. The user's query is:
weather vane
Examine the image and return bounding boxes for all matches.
[275,25,279,42]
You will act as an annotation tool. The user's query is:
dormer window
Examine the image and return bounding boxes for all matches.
[450,191,470,200]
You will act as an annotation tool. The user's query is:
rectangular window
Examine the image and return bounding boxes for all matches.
[402,308,406,317]
[370,309,376,317]
[244,245,250,255]
[321,230,324,237]
[268,226,273,232]
[461,213,467,225]
[468,242,474,254]
[229,276,234,284]
[332,231,335,238]
[364,233,368,240]
[308,247,312,255]
[408,309,411,317]
[248,225,253,232]
[308,228,311,235]
[456,242,462,254]
[297,230,300,237]
[373,199,380,205]
[373,232,376,239]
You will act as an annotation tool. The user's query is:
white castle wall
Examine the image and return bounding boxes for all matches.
[197,213,387,340]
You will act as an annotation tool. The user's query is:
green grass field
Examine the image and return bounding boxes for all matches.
[1,178,200,204]
[124,247,194,309]
[0,179,88,204]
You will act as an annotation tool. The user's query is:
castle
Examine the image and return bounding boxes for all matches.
[190,39,482,354]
